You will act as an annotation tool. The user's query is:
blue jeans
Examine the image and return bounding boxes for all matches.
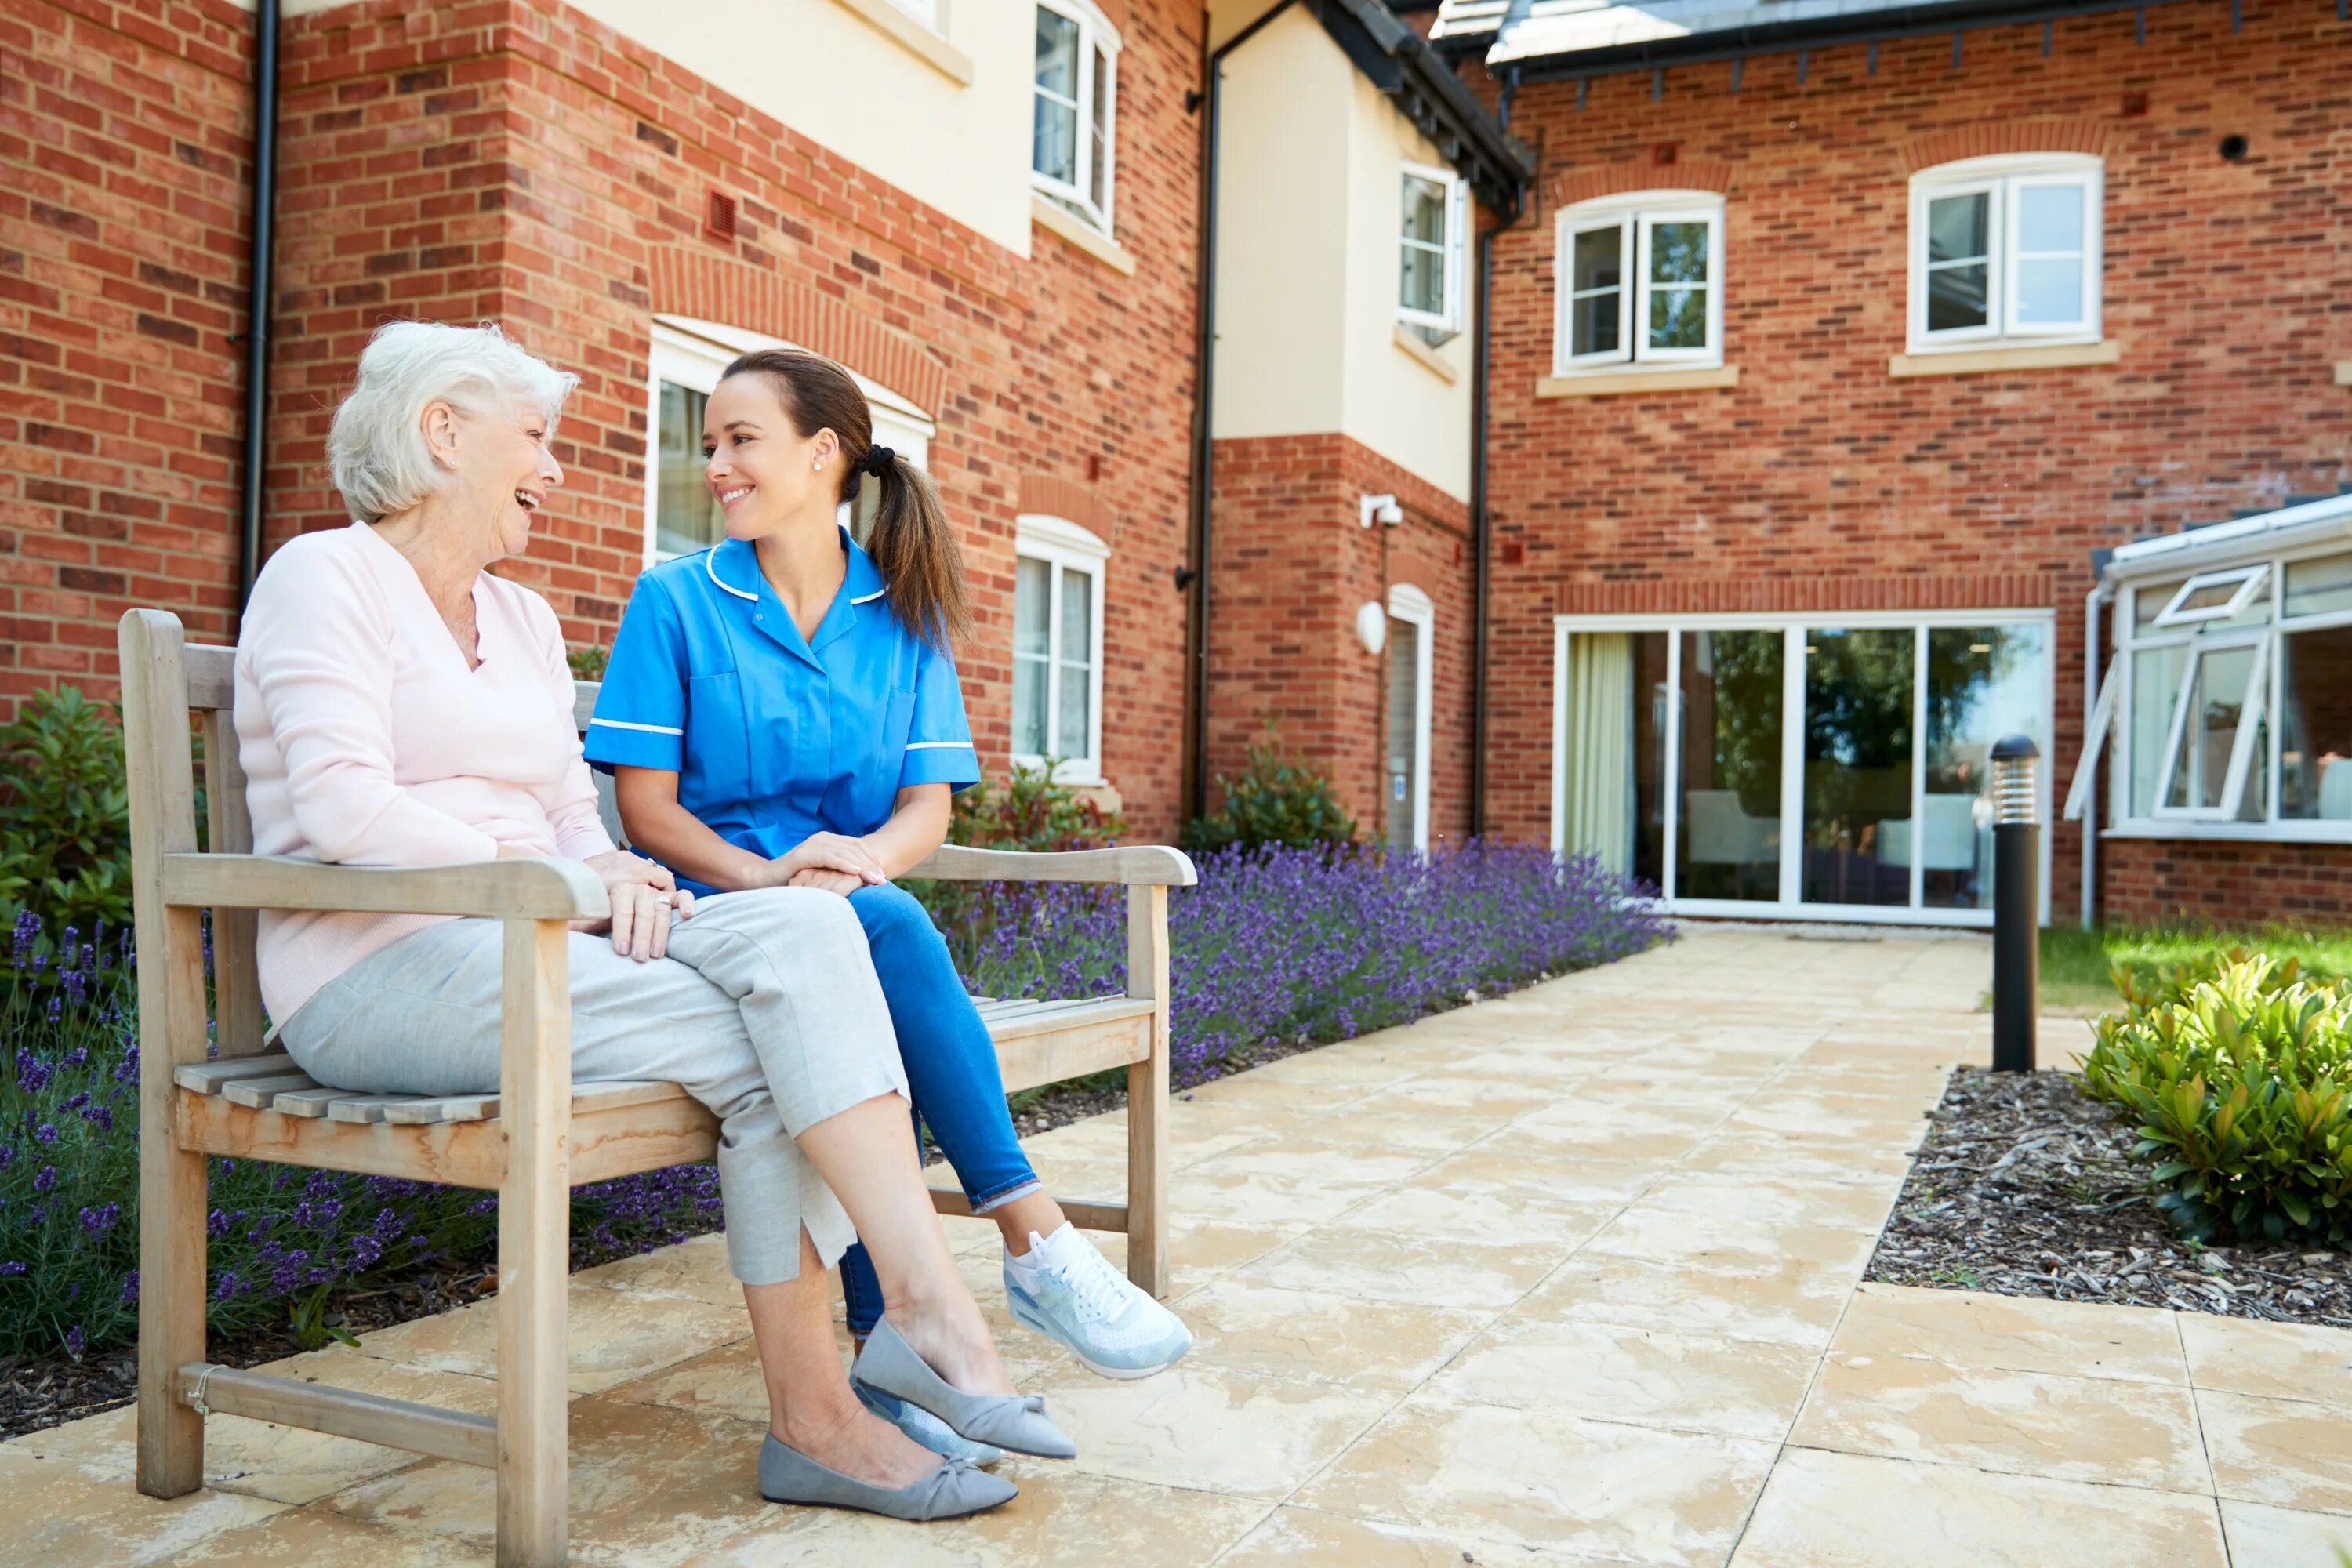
[836,883,1041,1334]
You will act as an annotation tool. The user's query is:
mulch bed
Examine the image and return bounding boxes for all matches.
[0,997,1426,1444]
[1867,1065,2352,1327]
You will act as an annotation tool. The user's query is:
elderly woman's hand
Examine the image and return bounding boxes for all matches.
[580,848,694,960]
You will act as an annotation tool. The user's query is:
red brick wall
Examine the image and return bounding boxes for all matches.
[0,0,258,702]
[2,0,1204,836]
[1480,0,2352,921]
[1207,431,1475,844]
[2104,839,2352,925]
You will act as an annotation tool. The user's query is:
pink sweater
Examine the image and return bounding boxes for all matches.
[235,522,615,1023]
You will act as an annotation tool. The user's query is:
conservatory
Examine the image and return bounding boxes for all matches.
[2067,494,2352,842]
[1551,610,2053,925]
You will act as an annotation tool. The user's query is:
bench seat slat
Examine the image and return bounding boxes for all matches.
[221,1073,321,1109]
[173,1052,299,1092]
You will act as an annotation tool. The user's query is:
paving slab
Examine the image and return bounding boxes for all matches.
[24,926,2352,1566]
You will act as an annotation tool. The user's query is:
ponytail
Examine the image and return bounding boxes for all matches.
[864,452,972,652]
[718,347,972,651]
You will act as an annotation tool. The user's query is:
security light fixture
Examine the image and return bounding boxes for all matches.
[1360,493,1403,528]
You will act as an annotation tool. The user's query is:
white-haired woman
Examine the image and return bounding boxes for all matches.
[234,320,1069,1521]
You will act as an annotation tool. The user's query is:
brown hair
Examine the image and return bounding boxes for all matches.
[719,347,971,650]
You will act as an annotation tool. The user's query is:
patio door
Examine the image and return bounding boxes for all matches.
[1555,614,2053,925]
[1385,586,1434,851]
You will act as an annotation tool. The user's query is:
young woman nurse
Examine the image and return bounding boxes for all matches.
[587,348,1191,1458]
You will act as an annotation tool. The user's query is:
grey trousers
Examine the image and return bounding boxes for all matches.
[278,887,909,1285]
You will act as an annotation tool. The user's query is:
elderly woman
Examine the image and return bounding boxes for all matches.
[235,321,1065,1522]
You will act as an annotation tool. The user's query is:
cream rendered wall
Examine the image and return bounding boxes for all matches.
[1206,2,1472,501]
[252,0,1036,255]
[1207,4,1352,443]
[1339,70,1473,503]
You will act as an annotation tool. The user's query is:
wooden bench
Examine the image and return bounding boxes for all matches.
[122,608,1195,1566]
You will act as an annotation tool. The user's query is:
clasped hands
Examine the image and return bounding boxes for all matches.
[764,832,891,898]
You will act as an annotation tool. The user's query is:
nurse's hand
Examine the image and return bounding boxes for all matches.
[771,833,889,889]
[788,867,866,898]
[582,849,695,962]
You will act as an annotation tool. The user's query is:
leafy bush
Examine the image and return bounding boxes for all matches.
[948,760,1124,852]
[1181,736,1356,852]
[566,644,609,681]
[2080,953,2352,1244]
[2107,944,2314,1016]
[0,688,140,943]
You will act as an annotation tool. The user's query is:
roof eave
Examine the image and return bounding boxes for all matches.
[1312,0,1537,212]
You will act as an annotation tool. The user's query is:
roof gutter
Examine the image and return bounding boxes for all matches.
[235,0,281,613]
[1491,0,2197,81]
[1183,0,1301,824]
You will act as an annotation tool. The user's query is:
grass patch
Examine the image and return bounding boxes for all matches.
[2035,923,2352,1014]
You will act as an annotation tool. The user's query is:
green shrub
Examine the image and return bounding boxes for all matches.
[1181,736,1356,853]
[948,760,1124,853]
[566,644,608,681]
[2108,944,2311,1017]
[2080,954,2352,1244]
[0,687,140,942]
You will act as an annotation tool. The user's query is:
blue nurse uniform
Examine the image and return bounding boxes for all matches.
[585,528,1042,1334]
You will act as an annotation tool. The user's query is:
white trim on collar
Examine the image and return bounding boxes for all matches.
[850,586,887,605]
[704,543,758,603]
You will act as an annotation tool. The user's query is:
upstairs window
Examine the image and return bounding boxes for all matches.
[1033,0,1118,232]
[1399,162,1468,344]
[1908,154,2102,350]
[1555,191,1724,373]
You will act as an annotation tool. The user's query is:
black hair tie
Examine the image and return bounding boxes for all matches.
[859,445,895,477]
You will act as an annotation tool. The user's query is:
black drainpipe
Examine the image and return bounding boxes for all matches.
[1182,0,1298,826]
[235,0,281,612]
[1468,68,1522,839]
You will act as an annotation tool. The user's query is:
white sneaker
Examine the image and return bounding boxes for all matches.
[1004,1223,1192,1380]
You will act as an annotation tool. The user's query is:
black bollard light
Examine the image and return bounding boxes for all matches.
[1990,735,2041,1073]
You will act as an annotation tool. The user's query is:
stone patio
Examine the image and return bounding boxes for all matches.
[13,926,2352,1566]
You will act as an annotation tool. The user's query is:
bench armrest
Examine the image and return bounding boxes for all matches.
[160,854,610,922]
[906,844,1197,887]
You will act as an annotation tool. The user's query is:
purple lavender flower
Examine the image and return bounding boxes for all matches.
[0,1261,24,1278]
[10,910,36,970]
[16,1047,51,1095]
[33,1165,56,1194]
[120,1270,139,1305]
[79,1202,120,1239]
[63,1326,85,1358]
[33,1123,56,1144]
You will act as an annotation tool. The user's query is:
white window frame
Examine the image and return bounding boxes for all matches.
[887,0,942,29]
[2100,538,2352,843]
[1552,191,1725,375]
[1031,0,1119,234]
[1398,161,1468,339]
[1387,583,1436,851]
[1011,514,1109,786]
[1549,608,2057,929]
[641,318,934,568]
[2151,564,2268,628]
[1907,153,2103,353]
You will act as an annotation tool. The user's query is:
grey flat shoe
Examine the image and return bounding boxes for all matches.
[757,1432,1017,1520]
[851,1316,1078,1461]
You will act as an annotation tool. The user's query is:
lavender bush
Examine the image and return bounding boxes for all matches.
[927,841,1672,1085]
[1,844,1665,1361]
[0,911,720,1361]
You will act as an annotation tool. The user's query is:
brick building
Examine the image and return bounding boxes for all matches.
[6,0,2350,926]
[1431,0,2352,925]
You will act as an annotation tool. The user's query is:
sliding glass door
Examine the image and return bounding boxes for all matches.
[1556,613,2053,924]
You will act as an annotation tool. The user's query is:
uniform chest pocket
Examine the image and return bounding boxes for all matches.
[685,672,753,807]
[848,687,919,830]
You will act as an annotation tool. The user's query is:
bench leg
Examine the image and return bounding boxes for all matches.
[136,901,212,1498]
[496,919,572,1568]
[1124,886,1171,1298]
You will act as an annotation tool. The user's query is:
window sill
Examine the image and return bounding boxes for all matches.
[1889,339,2118,378]
[829,0,974,85]
[1032,194,1135,276]
[2101,820,2352,846]
[1536,365,1737,399]
[1393,324,1460,385]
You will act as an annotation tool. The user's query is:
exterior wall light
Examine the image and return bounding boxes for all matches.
[1355,601,1388,654]
[1359,493,1402,528]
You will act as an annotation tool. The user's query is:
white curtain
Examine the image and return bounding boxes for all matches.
[1563,633,1634,873]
